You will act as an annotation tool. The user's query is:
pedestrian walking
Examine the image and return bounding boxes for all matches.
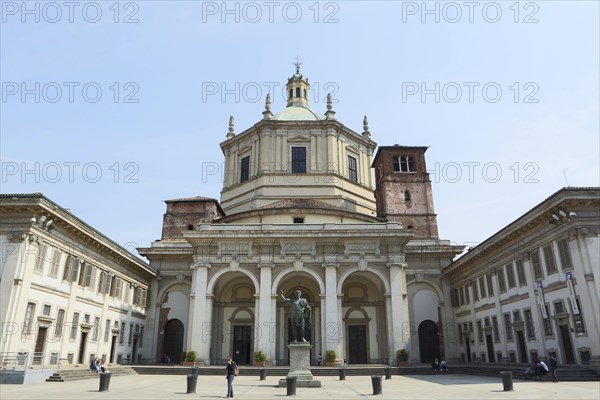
[548,355,558,383]
[225,356,237,398]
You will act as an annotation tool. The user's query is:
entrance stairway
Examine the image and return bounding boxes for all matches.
[132,363,599,381]
[46,365,137,382]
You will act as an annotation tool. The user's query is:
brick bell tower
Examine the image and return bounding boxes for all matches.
[372,145,439,238]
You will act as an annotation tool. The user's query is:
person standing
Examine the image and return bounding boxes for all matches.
[549,355,558,383]
[317,353,322,366]
[225,356,236,398]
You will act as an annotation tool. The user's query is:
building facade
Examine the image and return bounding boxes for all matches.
[444,188,600,370]
[0,194,156,373]
[138,67,463,366]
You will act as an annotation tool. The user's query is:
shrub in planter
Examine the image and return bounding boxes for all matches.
[396,349,409,365]
[254,351,267,366]
[324,350,337,366]
[183,351,197,366]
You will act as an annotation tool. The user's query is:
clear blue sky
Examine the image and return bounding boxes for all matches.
[2,1,599,258]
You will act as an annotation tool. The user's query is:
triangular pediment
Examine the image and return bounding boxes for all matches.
[287,135,311,143]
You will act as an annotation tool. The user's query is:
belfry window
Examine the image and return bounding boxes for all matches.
[240,156,250,183]
[289,89,293,99]
[291,147,306,173]
[393,156,415,172]
[296,87,301,98]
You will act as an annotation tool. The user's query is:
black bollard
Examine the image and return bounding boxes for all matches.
[385,367,392,380]
[371,375,382,395]
[339,368,346,380]
[286,376,297,396]
[98,372,112,392]
[260,368,267,381]
[500,371,513,391]
[186,374,198,394]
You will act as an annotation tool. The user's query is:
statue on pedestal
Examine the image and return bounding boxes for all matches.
[279,290,311,343]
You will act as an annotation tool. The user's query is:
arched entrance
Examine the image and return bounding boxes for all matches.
[418,320,440,363]
[163,319,184,363]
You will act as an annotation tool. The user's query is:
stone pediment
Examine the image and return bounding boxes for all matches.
[287,135,311,143]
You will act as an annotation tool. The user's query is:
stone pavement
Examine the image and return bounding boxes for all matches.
[1,373,599,399]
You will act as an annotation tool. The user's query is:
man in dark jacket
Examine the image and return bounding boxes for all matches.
[225,356,237,397]
[548,355,558,383]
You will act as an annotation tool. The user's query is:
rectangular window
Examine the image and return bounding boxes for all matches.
[486,274,494,296]
[497,267,506,292]
[524,309,535,338]
[400,156,415,172]
[516,259,527,287]
[43,304,51,316]
[543,305,553,336]
[451,288,459,307]
[240,155,250,183]
[492,316,500,341]
[479,276,487,298]
[93,317,100,341]
[459,287,465,306]
[531,250,543,279]
[123,282,130,303]
[55,309,65,337]
[34,244,47,272]
[119,322,125,343]
[293,217,304,224]
[513,310,521,322]
[477,320,484,343]
[71,312,79,340]
[557,239,573,270]
[103,272,112,294]
[572,299,586,334]
[49,248,61,277]
[473,279,479,302]
[555,301,565,314]
[504,313,513,340]
[291,147,306,173]
[506,263,516,288]
[111,276,122,298]
[128,323,133,345]
[62,255,72,281]
[80,264,96,288]
[104,319,111,343]
[84,314,90,324]
[23,302,36,334]
[348,155,358,182]
[543,244,557,275]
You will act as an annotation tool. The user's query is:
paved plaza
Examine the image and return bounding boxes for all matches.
[1,373,599,400]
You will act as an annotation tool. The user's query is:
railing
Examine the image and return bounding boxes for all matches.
[0,352,59,372]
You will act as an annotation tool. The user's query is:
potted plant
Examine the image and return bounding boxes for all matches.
[396,349,409,366]
[183,351,197,367]
[254,351,267,367]
[324,350,337,367]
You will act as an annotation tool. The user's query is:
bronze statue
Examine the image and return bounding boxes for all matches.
[279,289,311,343]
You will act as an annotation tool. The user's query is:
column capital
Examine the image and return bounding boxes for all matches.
[190,262,211,270]
[257,263,275,269]
[321,263,340,269]
[387,261,407,269]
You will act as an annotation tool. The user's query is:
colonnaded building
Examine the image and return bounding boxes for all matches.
[137,66,464,366]
[1,67,598,377]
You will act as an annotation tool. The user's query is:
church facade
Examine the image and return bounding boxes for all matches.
[138,67,464,365]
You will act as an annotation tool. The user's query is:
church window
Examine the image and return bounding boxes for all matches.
[291,147,306,173]
[289,89,293,99]
[296,87,300,98]
[240,155,250,183]
[348,155,358,182]
[404,191,411,201]
[394,156,416,172]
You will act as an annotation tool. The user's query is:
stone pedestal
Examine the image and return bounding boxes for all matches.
[278,343,321,388]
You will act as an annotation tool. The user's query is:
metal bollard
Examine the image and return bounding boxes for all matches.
[98,372,112,392]
[385,367,392,380]
[500,371,513,391]
[371,375,382,395]
[260,368,267,381]
[186,374,198,394]
[286,376,297,396]
[339,368,346,380]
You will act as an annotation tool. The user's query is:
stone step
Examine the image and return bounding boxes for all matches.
[45,366,137,382]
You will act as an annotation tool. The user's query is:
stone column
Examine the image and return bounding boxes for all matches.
[322,264,341,358]
[189,262,210,361]
[257,263,275,361]
[387,261,408,361]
